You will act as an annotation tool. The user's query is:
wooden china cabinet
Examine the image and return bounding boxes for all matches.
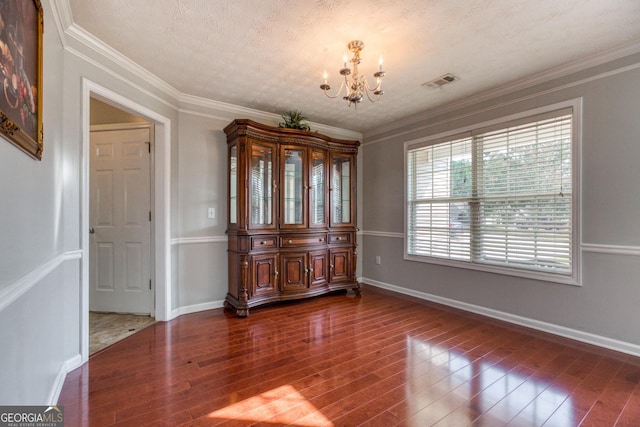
[224,119,360,317]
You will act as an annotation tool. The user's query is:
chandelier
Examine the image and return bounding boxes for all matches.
[320,40,385,106]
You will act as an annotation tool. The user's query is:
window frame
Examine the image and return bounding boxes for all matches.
[403,99,582,286]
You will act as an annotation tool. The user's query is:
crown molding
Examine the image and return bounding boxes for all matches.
[49,0,180,102]
[50,0,73,30]
[179,93,281,125]
[48,0,72,46]
[365,39,640,142]
[65,25,362,139]
[310,123,363,141]
[179,93,362,140]
[364,61,640,147]
[65,23,183,100]
[50,1,360,139]
[66,43,178,112]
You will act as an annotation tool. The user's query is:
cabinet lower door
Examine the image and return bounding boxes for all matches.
[251,254,279,298]
[281,253,308,293]
[329,248,352,284]
[309,250,328,288]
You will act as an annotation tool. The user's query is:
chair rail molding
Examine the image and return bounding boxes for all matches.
[581,243,640,256]
[361,230,403,239]
[171,235,229,245]
[0,250,82,313]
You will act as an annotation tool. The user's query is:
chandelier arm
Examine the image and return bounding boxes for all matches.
[364,89,382,103]
[361,76,383,102]
[363,77,382,92]
[321,79,347,99]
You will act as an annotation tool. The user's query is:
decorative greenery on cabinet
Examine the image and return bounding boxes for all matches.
[278,110,311,131]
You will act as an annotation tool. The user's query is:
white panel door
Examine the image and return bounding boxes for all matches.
[90,126,152,314]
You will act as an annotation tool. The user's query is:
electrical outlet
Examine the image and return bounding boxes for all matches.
[208,207,216,219]
[375,256,381,265]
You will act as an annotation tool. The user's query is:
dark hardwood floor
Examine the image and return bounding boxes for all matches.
[58,286,640,426]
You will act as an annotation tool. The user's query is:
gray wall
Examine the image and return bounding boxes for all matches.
[172,111,363,310]
[90,98,147,125]
[174,113,230,309]
[361,54,640,350]
[0,0,79,404]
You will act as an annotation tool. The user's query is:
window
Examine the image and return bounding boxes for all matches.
[405,101,579,283]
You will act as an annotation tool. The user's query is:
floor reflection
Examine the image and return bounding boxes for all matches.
[405,335,573,425]
[206,384,332,426]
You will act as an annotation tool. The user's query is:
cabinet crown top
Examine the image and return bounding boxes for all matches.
[224,119,360,148]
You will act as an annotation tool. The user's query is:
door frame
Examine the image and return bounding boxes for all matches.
[80,78,172,363]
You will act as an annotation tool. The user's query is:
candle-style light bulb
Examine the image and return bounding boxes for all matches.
[323,70,328,84]
[343,53,348,68]
[379,55,383,71]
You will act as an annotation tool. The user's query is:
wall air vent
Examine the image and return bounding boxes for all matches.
[422,73,459,89]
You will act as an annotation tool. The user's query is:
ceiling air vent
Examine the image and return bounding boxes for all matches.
[422,73,459,89]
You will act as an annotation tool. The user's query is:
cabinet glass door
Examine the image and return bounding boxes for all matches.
[250,143,274,227]
[229,144,238,224]
[331,155,352,225]
[283,148,304,226]
[309,150,326,227]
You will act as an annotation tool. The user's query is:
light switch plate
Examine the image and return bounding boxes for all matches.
[208,207,216,219]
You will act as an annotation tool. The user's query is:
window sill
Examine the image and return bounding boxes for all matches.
[403,253,581,287]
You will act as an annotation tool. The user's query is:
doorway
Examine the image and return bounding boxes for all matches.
[82,79,172,363]
[89,100,155,353]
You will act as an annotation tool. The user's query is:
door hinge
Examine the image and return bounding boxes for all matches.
[146,141,151,153]
[149,279,152,290]
[149,211,152,222]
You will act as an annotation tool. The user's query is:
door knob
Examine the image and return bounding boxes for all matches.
[89,227,95,234]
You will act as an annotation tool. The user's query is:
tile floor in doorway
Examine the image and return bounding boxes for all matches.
[89,312,156,355]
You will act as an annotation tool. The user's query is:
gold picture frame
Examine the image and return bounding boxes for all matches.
[0,0,43,160]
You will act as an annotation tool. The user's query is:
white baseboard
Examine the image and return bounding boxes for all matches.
[171,300,225,318]
[50,354,82,404]
[362,277,640,358]
[52,298,226,404]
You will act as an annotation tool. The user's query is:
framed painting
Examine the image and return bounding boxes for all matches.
[0,0,43,160]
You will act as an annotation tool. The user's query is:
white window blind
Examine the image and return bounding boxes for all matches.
[406,107,574,277]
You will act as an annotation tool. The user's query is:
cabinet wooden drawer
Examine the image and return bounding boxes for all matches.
[251,236,278,250]
[280,234,326,247]
[328,233,351,244]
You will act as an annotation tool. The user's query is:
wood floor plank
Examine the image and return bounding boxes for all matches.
[577,361,640,426]
[58,287,640,426]
[615,374,640,426]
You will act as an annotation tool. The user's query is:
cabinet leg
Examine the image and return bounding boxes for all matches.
[352,283,361,296]
[236,308,249,318]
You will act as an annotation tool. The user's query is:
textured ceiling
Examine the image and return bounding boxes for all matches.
[68,0,640,132]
